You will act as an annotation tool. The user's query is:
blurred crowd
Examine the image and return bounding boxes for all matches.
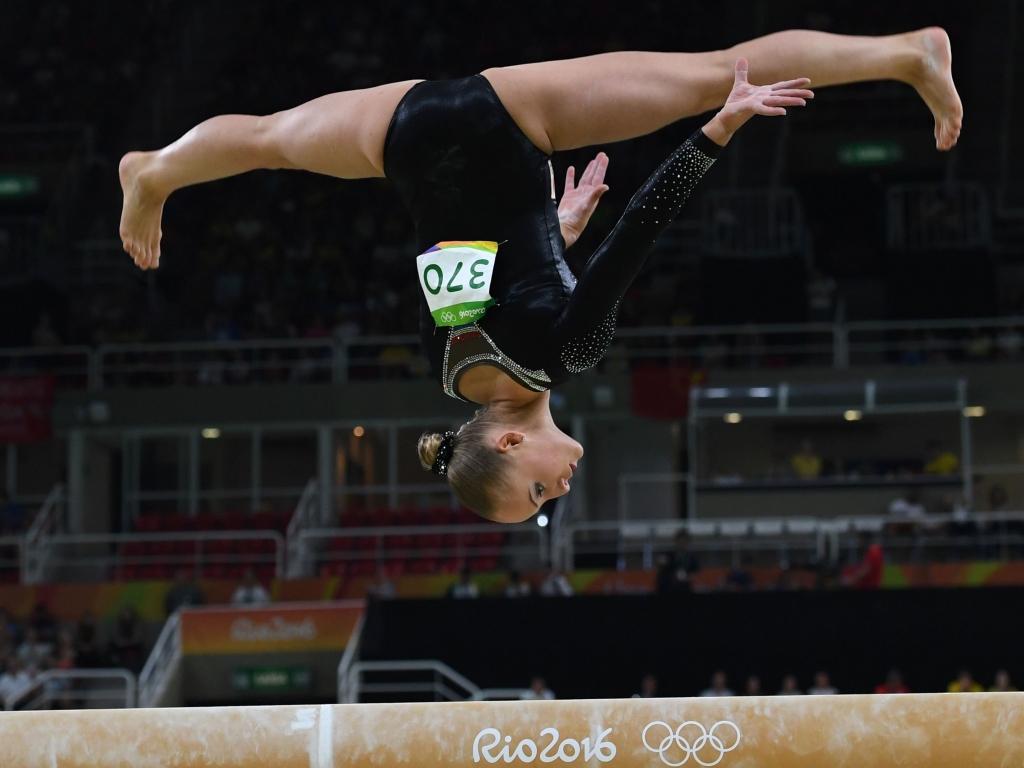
[0,603,145,709]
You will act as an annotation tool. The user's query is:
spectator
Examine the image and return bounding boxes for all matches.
[539,569,574,597]
[777,675,803,695]
[947,670,983,693]
[791,439,823,479]
[0,656,32,708]
[49,630,77,709]
[632,674,658,699]
[16,626,53,672]
[0,612,15,659]
[875,669,910,694]
[366,572,397,600]
[843,532,884,589]
[700,671,734,697]
[31,313,62,347]
[808,671,839,695]
[446,567,480,599]
[0,607,17,641]
[74,610,103,669]
[504,570,532,598]
[0,490,25,535]
[107,606,145,674]
[924,439,959,475]
[164,569,206,615]
[888,490,927,519]
[231,568,272,605]
[28,603,58,644]
[990,670,1017,692]
[520,676,555,701]
[745,675,761,695]
[656,531,701,594]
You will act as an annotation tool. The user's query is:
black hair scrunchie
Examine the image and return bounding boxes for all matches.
[431,430,456,476]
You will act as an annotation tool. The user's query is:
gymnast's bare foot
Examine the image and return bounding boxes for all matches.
[119,151,166,270]
[908,27,962,151]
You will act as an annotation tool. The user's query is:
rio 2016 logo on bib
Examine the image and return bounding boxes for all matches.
[417,241,497,327]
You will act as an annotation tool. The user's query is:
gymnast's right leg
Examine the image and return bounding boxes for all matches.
[119,80,419,270]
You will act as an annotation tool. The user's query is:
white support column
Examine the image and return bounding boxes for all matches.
[66,429,85,534]
[317,425,333,525]
[388,424,399,510]
[250,428,262,513]
[5,444,15,497]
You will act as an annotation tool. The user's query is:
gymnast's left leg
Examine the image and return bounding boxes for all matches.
[484,27,961,154]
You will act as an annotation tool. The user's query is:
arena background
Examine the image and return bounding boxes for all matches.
[1,0,1023,711]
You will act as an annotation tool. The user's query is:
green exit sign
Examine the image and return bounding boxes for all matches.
[232,666,311,692]
[837,142,904,166]
[0,175,41,198]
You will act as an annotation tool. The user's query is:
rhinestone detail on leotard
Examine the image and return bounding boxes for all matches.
[561,304,619,373]
[443,324,550,401]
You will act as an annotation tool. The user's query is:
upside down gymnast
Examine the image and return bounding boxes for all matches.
[119,28,962,523]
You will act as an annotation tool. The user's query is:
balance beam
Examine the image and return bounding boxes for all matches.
[2,694,1022,767]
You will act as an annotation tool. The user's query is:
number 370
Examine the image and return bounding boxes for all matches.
[423,259,489,295]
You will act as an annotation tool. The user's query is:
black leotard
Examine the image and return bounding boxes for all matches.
[383,74,721,401]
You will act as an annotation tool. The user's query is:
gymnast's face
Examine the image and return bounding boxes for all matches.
[491,423,584,524]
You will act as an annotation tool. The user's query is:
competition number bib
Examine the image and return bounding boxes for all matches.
[417,241,497,327]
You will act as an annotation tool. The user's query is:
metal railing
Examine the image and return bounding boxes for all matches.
[340,659,528,704]
[286,479,321,578]
[560,511,1024,570]
[32,530,285,583]
[3,669,136,711]
[1,316,1022,392]
[336,611,366,704]
[138,610,182,708]
[295,522,548,577]
[21,484,66,584]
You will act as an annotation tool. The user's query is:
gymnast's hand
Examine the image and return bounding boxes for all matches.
[703,57,814,146]
[557,152,609,249]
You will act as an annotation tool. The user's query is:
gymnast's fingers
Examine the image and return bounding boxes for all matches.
[579,158,597,187]
[591,153,609,186]
[763,96,806,108]
[772,89,814,99]
[563,166,576,193]
[755,104,787,116]
[734,57,749,85]
[771,77,811,90]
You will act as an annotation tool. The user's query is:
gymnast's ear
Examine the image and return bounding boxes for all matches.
[495,431,526,453]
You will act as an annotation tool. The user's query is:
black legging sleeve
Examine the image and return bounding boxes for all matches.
[552,129,723,374]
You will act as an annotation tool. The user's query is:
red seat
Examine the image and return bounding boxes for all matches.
[328,536,354,551]
[238,539,263,555]
[382,559,406,577]
[195,512,220,531]
[122,541,145,557]
[175,541,197,555]
[349,560,376,577]
[121,565,140,581]
[252,511,277,530]
[340,509,367,528]
[135,514,161,532]
[163,513,191,532]
[456,508,478,525]
[407,558,438,574]
[225,564,247,579]
[397,506,422,526]
[319,562,345,577]
[276,510,294,532]
[430,505,455,525]
[141,565,171,580]
[438,558,459,574]
[470,557,498,573]
[368,506,396,527]
[202,564,228,579]
[255,565,276,581]
[204,539,237,555]
[223,510,248,529]
[415,533,443,549]
[477,532,504,547]
[147,541,176,557]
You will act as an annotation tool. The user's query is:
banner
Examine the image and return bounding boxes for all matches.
[0,375,54,443]
[180,602,363,655]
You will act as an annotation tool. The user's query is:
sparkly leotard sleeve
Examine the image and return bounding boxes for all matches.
[383,75,722,402]
[551,128,722,374]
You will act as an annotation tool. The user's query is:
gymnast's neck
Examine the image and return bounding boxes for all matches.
[458,365,549,414]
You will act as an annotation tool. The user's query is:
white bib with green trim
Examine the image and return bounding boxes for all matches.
[416,241,497,327]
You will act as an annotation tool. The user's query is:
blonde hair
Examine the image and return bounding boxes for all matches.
[417,407,511,518]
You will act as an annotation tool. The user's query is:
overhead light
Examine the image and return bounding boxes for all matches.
[201,428,220,439]
[963,406,986,418]
[724,413,742,424]
[353,426,365,437]
[536,514,549,528]
[844,410,863,421]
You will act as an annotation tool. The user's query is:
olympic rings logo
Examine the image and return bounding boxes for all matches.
[439,311,457,323]
[641,721,741,767]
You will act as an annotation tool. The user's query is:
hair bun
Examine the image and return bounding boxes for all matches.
[417,431,444,471]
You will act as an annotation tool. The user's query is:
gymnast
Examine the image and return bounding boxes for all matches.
[119,28,961,522]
